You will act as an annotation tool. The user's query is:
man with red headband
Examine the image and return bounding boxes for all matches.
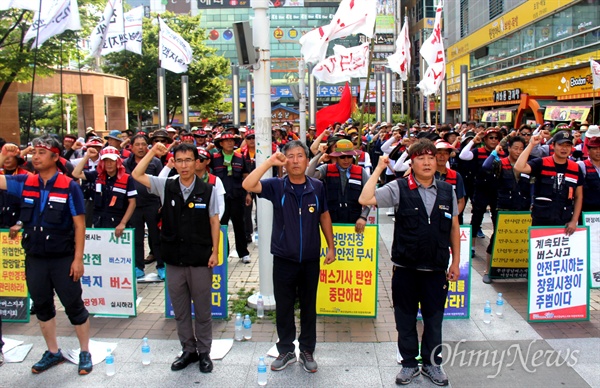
[359,139,460,387]
[72,146,137,241]
[0,135,92,375]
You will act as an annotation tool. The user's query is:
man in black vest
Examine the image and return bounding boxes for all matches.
[359,139,460,387]
[515,131,583,233]
[132,142,220,374]
[577,131,600,212]
[210,132,250,263]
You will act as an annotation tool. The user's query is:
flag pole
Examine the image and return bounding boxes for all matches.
[25,0,44,143]
[360,23,377,126]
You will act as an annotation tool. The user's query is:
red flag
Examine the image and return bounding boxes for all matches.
[316,83,353,135]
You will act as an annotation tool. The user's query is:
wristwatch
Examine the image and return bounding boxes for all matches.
[16,220,23,227]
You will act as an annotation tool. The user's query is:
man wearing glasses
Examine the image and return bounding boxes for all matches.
[307,139,370,233]
[132,142,220,374]
[459,128,503,257]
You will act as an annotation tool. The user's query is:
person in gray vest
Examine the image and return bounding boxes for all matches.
[359,139,460,387]
[132,142,220,374]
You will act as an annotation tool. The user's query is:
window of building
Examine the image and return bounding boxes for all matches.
[425,0,435,18]
[460,0,469,38]
[489,0,503,20]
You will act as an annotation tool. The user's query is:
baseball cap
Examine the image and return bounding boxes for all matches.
[100,146,120,161]
[552,131,574,145]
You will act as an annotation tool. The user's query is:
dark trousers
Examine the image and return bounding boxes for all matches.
[130,204,162,270]
[84,199,94,228]
[167,264,213,353]
[470,191,498,238]
[392,266,448,367]
[25,256,89,325]
[244,194,256,239]
[273,256,320,354]
[221,196,249,258]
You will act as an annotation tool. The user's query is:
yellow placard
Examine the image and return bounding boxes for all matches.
[0,231,27,297]
[317,224,378,317]
[543,106,591,122]
[490,212,532,278]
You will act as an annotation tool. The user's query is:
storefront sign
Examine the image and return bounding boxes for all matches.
[0,231,28,322]
[544,106,590,122]
[583,212,600,288]
[493,88,521,103]
[481,110,514,123]
[165,226,228,319]
[317,225,378,317]
[197,0,303,8]
[490,212,531,279]
[82,229,136,317]
[528,227,589,322]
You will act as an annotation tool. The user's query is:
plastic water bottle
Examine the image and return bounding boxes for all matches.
[234,313,243,341]
[483,300,492,324]
[243,314,252,340]
[257,356,267,386]
[257,294,265,319]
[105,348,115,376]
[141,337,151,365]
[496,293,504,318]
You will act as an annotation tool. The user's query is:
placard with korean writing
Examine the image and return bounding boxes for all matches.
[490,212,531,279]
[0,230,29,322]
[583,212,600,288]
[317,224,378,317]
[528,227,589,322]
[82,229,136,317]
[417,226,472,319]
[165,226,228,319]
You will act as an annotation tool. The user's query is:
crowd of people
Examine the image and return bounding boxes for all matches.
[0,116,599,386]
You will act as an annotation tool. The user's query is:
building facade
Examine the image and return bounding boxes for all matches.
[444,0,600,127]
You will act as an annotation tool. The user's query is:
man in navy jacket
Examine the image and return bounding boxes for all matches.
[243,140,335,374]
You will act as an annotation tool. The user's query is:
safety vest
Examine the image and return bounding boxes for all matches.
[582,159,600,210]
[210,151,245,198]
[21,173,75,258]
[325,163,363,223]
[532,156,579,226]
[497,157,531,211]
[242,148,256,173]
[94,172,131,216]
[474,146,501,191]
[0,168,31,228]
[160,176,214,267]
[392,175,453,271]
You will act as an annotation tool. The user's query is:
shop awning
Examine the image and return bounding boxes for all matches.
[481,106,518,123]
[543,102,592,122]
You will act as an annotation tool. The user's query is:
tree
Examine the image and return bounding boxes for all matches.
[0,1,104,107]
[102,12,230,124]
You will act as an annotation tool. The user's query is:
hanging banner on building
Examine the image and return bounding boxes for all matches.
[82,229,136,317]
[490,212,531,279]
[165,226,228,319]
[317,224,378,317]
[0,231,29,322]
[583,212,600,288]
[528,227,589,322]
[543,106,590,122]
[481,110,514,123]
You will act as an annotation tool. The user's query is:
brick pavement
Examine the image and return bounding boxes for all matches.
[3,208,599,343]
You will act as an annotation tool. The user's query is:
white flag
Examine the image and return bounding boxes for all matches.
[159,18,193,74]
[591,59,600,90]
[89,0,123,57]
[387,16,411,81]
[312,43,370,83]
[299,0,377,64]
[0,0,39,10]
[97,5,143,56]
[23,0,81,48]
[417,2,445,95]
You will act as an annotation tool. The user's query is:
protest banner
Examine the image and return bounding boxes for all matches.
[317,224,378,317]
[82,228,136,317]
[442,226,472,318]
[0,230,29,322]
[490,211,531,279]
[528,227,589,322]
[165,226,228,319]
[583,212,600,288]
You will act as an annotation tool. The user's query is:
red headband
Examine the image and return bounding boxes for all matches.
[409,149,435,160]
[181,135,194,141]
[35,144,61,155]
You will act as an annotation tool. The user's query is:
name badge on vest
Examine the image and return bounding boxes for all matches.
[439,204,450,211]
[49,196,67,203]
[24,198,34,204]
[96,183,102,193]
[348,178,361,186]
